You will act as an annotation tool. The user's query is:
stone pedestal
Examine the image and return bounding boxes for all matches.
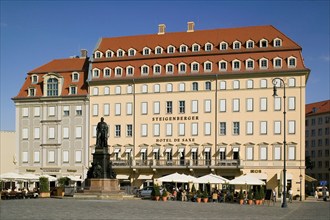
[89,179,120,193]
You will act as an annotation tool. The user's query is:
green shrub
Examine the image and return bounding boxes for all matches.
[39,177,49,192]
[239,188,244,199]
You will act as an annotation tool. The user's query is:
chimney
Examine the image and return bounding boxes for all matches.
[187,21,195,32]
[80,49,88,58]
[158,24,166,35]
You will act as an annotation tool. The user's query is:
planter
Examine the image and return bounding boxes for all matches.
[56,187,65,197]
[203,198,208,203]
[155,196,160,201]
[39,192,50,198]
[248,199,253,205]
[239,199,244,205]
[196,198,201,203]
[162,196,167,202]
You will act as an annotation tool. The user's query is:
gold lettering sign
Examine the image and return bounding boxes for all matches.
[156,138,195,143]
[250,169,261,173]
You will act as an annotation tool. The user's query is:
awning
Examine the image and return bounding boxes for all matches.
[246,173,268,180]
[277,172,293,180]
[219,147,226,152]
[116,174,130,180]
[305,174,317,182]
[233,147,239,152]
[114,148,120,153]
[138,174,153,180]
[204,147,211,152]
[125,148,132,153]
[153,148,159,153]
[178,148,185,152]
[165,148,172,153]
[140,148,147,153]
[191,147,198,152]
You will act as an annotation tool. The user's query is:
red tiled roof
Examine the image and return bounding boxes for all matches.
[306,100,330,116]
[13,58,89,99]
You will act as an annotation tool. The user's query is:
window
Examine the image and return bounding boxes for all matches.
[75,126,82,138]
[191,100,198,113]
[128,48,136,56]
[233,122,240,135]
[69,86,77,95]
[260,98,267,111]
[192,43,200,52]
[48,127,55,139]
[141,84,148,93]
[63,127,69,139]
[141,124,148,137]
[179,83,185,92]
[179,101,185,113]
[219,99,226,112]
[260,79,267,88]
[34,107,40,117]
[246,40,254,49]
[117,49,125,57]
[115,86,121,94]
[220,42,228,50]
[233,99,240,112]
[246,80,253,89]
[191,122,198,136]
[233,80,240,89]
[232,60,240,70]
[126,102,133,115]
[260,39,268,48]
[219,61,227,71]
[76,106,82,116]
[103,68,111,77]
[204,122,211,135]
[288,145,295,160]
[274,121,281,134]
[288,120,296,134]
[219,81,226,90]
[274,145,281,160]
[63,106,70,116]
[204,62,212,72]
[75,151,82,163]
[288,97,296,110]
[34,127,40,139]
[141,102,148,115]
[246,60,254,70]
[104,104,110,116]
[288,78,296,87]
[205,43,213,51]
[260,58,268,69]
[274,38,282,47]
[125,125,133,137]
[115,67,122,76]
[233,41,241,49]
[47,78,58,96]
[48,150,55,163]
[48,106,55,116]
[219,122,226,135]
[155,46,163,54]
[166,101,172,114]
[274,97,281,111]
[246,121,253,135]
[179,63,186,73]
[34,151,40,163]
[153,65,161,74]
[153,124,160,136]
[178,123,185,136]
[205,81,211,90]
[22,107,29,117]
[143,47,151,55]
[32,75,38,84]
[260,145,268,160]
[115,103,121,116]
[126,66,134,76]
[260,121,267,134]
[179,45,187,53]
[22,152,28,163]
[93,69,100,78]
[106,50,113,57]
[141,65,149,75]
[153,84,160,93]
[192,82,198,91]
[166,83,173,92]
[191,62,199,72]
[246,146,254,160]
[246,98,253,112]
[92,104,98,116]
[166,64,174,74]
[153,102,160,114]
[28,88,36,97]
[166,123,172,136]
[115,125,121,137]
[288,57,296,68]
[167,45,175,53]
[204,100,211,113]
[95,51,102,58]
[274,58,282,68]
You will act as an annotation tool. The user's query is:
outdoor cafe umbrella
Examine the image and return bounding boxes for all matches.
[0,172,26,190]
[40,174,57,182]
[196,173,229,184]
[228,174,265,185]
[157,172,190,183]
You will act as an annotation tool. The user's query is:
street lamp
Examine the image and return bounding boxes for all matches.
[299,174,303,201]
[272,78,287,208]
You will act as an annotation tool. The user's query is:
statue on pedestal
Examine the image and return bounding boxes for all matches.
[96,117,108,148]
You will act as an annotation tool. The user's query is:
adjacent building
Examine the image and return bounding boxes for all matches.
[0,131,17,174]
[305,100,330,189]
[88,23,310,197]
[12,51,90,181]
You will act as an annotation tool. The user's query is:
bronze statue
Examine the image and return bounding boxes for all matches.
[96,117,108,148]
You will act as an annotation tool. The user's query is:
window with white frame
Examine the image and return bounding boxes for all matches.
[106,50,113,58]
[274,145,281,160]
[63,106,70,116]
[219,122,226,135]
[75,126,82,139]
[274,97,281,111]
[141,124,148,137]
[70,86,77,95]
[246,80,254,89]
[192,82,198,91]
[34,151,40,163]
[153,84,160,93]
[204,100,211,113]
[288,97,296,110]
[141,65,149,75]
[205,81,211,90]
[179,44,187,53]
[34,107,40,117]
[191,62,199,72]
[126,66,134,76]
[260,39,268,48]
[260,79,267,88]
[246,146,253,160]
[219,81,226,90]
[76,106,82,116]
[191,122,198,136]
[233,41,241,49]
[166,64,174,74]
[32,75,38,84]
[204,122,211,135]
[260,58,268,69]
[153,101,160,114]
[117,49,125,57]
[205,43,213,51]
[115,125,121,137]
[204,62,212,72]
[104,104,110,116]
[48,150,55,163]
[93,68,100,78]
[166,101,172,114]
[246,59,254,70]
[115,103,121,116]
[128,48,136,56]
[233,99,240,112]
[115,86,121,94]
[115,67,122,76]
[179,101,185,113]
[22,107,29,117]
[179,63,186,73]
[153,65,161,74]
[167,45,175,53]
[34,127,40,139]
[246,98,253,112]
[192,43,200,52]
[166,83,173,92]
[141,102,148,115]
[274,38,282,47]
[233,122,240,135]
[166,123,172,136]
[260,121,267,134]
[22,152,28,163]
[104,86,110,95]
[155,46,163,54]
[288,57,296,68]
[104,68,111,77]
[92,125,97,138]
[274,121,281,134]
[72,72,79,82]
[274,58,282,68]
[260,145,268,160]
[191,100,198,113]
[219,61,227,71]
[75,150,82,163]
[246,121,253,135]
[219,99,226,112]
[48,106,55,116]
[92,104,98,116]
[28,88,36,97]
[126,102,132,115]
[63,150,69,163]
[141,84,148,93]
[95,51,102,58]
[48,127,55,139]
[288,120,296,134]
[246,40,254,49]
[178,123,185,136]
[232,60,240,70]
[233,80,240,89]
[179,83,185,92]
[220,42,228,50]
[288,145,295,160]
[127,85,133,94]
[63,127,69,139]
[260,98,267,111]
[288,78,296,87]
[92,87,99,96]
[153,123,160,136]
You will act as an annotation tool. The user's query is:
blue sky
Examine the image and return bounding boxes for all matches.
[1,0,329,131]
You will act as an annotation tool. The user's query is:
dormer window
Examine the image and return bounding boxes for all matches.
[205,43,213,51]
[274,38,282,47]
[93,68,100,78]
[180,44,188,53]
[70,85,77,95]
[28,87,36,97]
[117,49,125,57]
[95,51,102,58]
[220,42,228,50]
[141,65,149,75]
[72,72,79,82]
[246,40,254,49]
[106,50,113,58]
[191,62,199,73]
[274,57,282,68]
[128,48,136,56]
[115,67,123,76]
[232,60,241,70]
[143,47,151,55]
[260,58,268,69]
[166,63,174,74]
[103,68,111,77]
[153,64,162,74]
[288,57,297,68]
[126,66,134,76]
[179,63,186,73]
[31,75,38,84]
[204,61,212,72]
[167,45,175,54]
[260,39,268,48]
[219,60,227,71]
[233,41,241,49]
[246,59,254,70]
[192,43,200,52]
[47,78,59,96]
[155,46,163,55]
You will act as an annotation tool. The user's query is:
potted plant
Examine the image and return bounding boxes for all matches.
[39,177,50,198]
[247,189,253,205]
[202,190,209,203]
[196,190,202,203]
[254,189,261,205]
[162,189,167,201]
[57,177,70,197]
[152,184,161,201]
[239,188,244,205]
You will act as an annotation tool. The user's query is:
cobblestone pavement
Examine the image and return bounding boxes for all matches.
[0,197,329,220]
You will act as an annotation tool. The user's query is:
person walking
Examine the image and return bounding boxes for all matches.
[288,188,293,203]
[272,189,276,204]
[314,190,318,200]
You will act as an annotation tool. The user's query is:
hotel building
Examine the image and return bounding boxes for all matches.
[305,100,330,189]
[88,23,310,197]
[12,51,89,181]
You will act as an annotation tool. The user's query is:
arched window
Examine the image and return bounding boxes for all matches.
[47,78,58,96]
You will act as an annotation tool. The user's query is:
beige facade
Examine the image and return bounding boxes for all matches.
[88,24,310,199]
[0,131,17,174]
